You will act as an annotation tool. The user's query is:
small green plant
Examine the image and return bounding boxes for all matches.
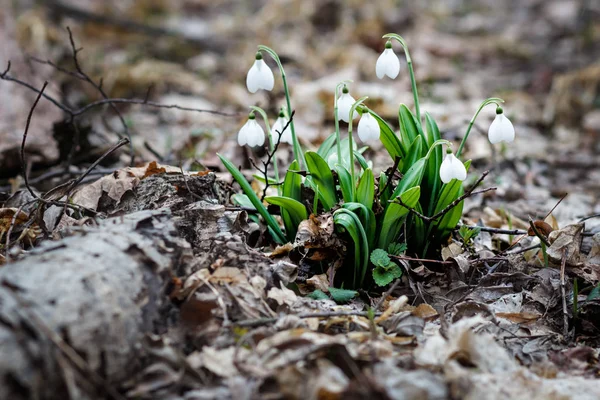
[458,225,481,244]
[219,33,516,289]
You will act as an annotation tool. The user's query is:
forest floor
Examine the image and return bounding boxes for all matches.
[1,1,600,399]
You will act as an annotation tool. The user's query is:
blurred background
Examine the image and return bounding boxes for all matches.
[1,0,599,220]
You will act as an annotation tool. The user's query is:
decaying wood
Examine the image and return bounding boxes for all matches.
[0,208,191,400]
[0,172,286,399]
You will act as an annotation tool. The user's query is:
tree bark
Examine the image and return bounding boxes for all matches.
[0,209,191,400]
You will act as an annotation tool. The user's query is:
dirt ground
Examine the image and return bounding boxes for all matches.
[1,1,600,399]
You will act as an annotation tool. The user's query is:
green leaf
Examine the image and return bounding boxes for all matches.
[388,242,407,256]
[587,285,600,301]
[264,196,307,239]
[341,202,376,251]
[365,108,405,164]
[328,287,358,303]
[402,135,423,174]
[398,104,424,153]
[307,289,330,300]
[218,154,286,244]
[431,160,472,238]
[335,164,354,203]
[353,150,370,171]
[389,158,426,203]
[370,249,391,268]
[281,160,303,241]
[317,132,337,158]
[378,186,421,249]
[378,172,393,205]
[334,209,369,288]
[356,168,374,209]
[372,263,402,287]
[283,160,302,202]
[325,137,356,169]
[305,151,337,211]
[231,193,255,210]
[252,174,279,185]
[423,113,443,215]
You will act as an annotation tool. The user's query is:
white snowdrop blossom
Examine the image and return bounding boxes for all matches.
[246,53,274,93]
[376,41,400,79]
[439,150,467,184]
[271,113,292,144]
[238,115,265,147]
[337,87,358,123]
[488,107,515,144]
[357,112,380,141]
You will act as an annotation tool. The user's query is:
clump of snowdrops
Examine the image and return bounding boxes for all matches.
[219,34,515,289]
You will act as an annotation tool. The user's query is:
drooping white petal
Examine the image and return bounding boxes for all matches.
[246,60,274,93]
[376,48,400,79]
[272,117,292,144]
[357,113,380,141]
[488,114,515,144]
[337,93,359,123]
[439,153,467,184]
[238,119,265,147]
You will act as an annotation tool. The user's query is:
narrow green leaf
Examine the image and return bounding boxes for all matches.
[328,287,358,303]
[335,164,354,203]
[218,154,286,244]
[402,135,423,174]
[423,113,443,215]
[317,132,337,158]
[353,150,370,171]
[342,202,376,251]
[252,174,279,185]
[389,158,426,203]
[356,168,374,209]
[378,186,421,249]
[307,289,330,300]
[365,109,405,164]
[231,193,255,210]
[334,209,369,288]
[399,104,425,145]
[305,151,338,211]
[281,160,303,241]
[431,160,472,238]
[264,196,307,240]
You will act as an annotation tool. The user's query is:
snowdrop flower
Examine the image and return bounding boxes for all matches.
[246,52,274,93]
[488,107,515,144]
[439,149,467,184]
[238,113,265,147]
[337,85,358,123]
[376,41,400,79]
[271,109,292,144]
[357,111,380,141]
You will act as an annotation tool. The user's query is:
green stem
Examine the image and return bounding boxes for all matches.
[383,33,421,123]
[456,97,504,158]
[334,80,353,165]
[424,139,451,161]
[249,105,281,195]
[258,45,306,169]
[348,96,369,191]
